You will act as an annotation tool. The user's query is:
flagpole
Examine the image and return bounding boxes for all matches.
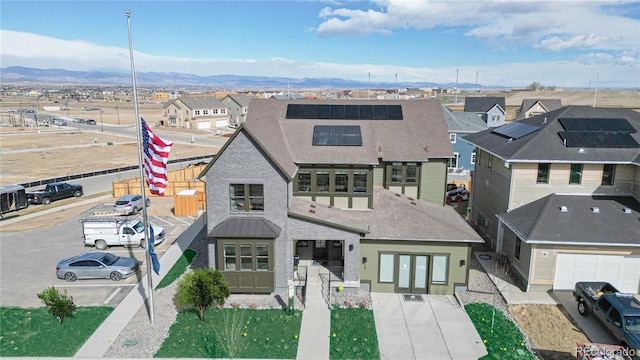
[126,9,155,325]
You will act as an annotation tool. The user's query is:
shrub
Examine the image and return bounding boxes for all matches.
[175,268,230,322]
[36,286,76,324]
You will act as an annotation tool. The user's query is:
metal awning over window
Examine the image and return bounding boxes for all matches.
[210,218,281,238]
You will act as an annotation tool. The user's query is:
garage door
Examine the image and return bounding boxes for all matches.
[197,120,211,129]
[553,253,640,293]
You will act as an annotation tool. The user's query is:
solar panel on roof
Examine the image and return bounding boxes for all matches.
[491,122,540,139]
[558,131,639,148]
[285,104,403,120]
[312,125,362,146]
[559,118,636,133]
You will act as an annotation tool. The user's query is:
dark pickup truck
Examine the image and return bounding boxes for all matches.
[26,182,83,205]
[574,281,640,355]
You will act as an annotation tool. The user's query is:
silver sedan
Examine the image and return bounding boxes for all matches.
[56,252,139,281]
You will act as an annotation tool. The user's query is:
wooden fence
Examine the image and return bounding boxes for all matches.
[112,165,207,214]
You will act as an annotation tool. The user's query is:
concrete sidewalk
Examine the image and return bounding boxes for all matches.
[372,293,487,360]
[296,263,330,360]
[73,214,206,358]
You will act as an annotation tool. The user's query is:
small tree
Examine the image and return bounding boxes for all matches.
[37,286,76,324]
[176,268,230,322]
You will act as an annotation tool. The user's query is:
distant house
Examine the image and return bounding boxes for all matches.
[515,99,562,120]
[464,97,506,128]
[199,99,483,295]
[221,94,256,127]
[463,106,640,293]
[162,96,228,129]
[442,105,488,173]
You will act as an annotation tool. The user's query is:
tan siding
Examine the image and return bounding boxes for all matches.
[511,163,636,209]
[359,240,470,294]
[420,161,447,204]
[373,166,384,187]
[501,226,532,283]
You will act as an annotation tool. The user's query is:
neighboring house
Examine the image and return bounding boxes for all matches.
[462,106,640,293]
[199,99,483,296]
[162,96,228,129]
[464,97,506,128]
[442,105,489,173]
[221,94,255,126]
[515,99,562,120]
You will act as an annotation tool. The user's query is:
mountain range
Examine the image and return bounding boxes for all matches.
[0,66,488,90]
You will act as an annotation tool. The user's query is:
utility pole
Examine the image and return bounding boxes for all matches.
[455,69,459,104]
[593,76,599,107]
[116,105,120,125]
[100,109,104,132]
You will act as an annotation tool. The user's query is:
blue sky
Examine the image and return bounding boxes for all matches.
[1,0,639,88]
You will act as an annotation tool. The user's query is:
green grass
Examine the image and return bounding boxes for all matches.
[155,249,197,289]
[330,308,380,360]
[465,302,538,360]
[155,308,302,358]
[0,306,113,357]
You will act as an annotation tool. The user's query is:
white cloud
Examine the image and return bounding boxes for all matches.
[316,0,640,52]
[1,30,638,88]
[536,34,610,51]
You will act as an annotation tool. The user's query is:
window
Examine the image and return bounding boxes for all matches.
[569,164,583,184]
[537,163,550,184]
[449,133,457,143]
[256,244,269,271]
[379,254,394,282]
[194,110,201,115]
[432,256,448,284]
[598,298,612,313]
[316,171,329,192]
[609,308,622,326]
[203,109,209,115]
[353,171,367,192]
[449,153,459,168]
[240,244,252,271]
[224,244,236,270]
[213,109,219,114]
[471,152,476,165]
[601,164,616,185]
[298,171,311,192]
[406,163,417,183]
[335,171,348,192]
[221,108,227,114]
[487,154,493,171]
[230,184,264,212]
[515,238,522,260]
[391,163,403,182]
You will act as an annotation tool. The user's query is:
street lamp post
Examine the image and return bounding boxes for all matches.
[116,105,120,125]
[100,110,104,132]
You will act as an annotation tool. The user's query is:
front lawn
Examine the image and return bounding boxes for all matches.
[465,302,538,359]
[0,306,113,357]
[155,308,302,358]
[330,308,380,360]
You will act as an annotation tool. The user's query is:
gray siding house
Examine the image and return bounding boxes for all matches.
[463,106,640,293]
[221,93,255,127]
[199,99,483,296]
[464,97,506,128]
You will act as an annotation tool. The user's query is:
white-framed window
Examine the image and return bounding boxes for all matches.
[471,152,476,164]
[212,109,218,115]
[243,107,248,114]
[194,110,201,116]
[379,253,394,283]
[221,108,227,114]
[203,109,209,115]
[449,133,457,143]
[432,255,448,284]
[449,153,459,168]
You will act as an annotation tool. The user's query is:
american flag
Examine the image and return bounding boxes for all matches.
[142,118,173,196]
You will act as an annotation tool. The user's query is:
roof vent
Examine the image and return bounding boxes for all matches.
[579,148,585,153]
[543,117,547,124]
[591,207,600,213]
[623,207,632,214]
[559,206,568,212]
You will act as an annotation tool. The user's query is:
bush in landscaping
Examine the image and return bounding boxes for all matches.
[465,302,538,359]
[175,268,230,322]
[37,286,77,324]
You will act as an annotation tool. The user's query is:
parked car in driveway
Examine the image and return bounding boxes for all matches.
[86,119,97,125]
[56,252,139,281]
[113,194,150,215]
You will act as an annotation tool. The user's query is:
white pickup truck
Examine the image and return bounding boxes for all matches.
[82,217,165,250]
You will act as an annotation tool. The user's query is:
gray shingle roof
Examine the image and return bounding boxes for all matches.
[496,194,640,246]
[224,94,256,107]
[175,96,225,110]
[442,105,489,132]
[289,187,483,242]
[210,217,281,238]
[462,106,640,163]
[243,99,454,179]
[464,97,506,113]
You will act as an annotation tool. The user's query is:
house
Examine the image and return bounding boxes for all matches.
[221,94,255,127]
[162,96,228,129]
[463,97,506,128]
[442,105,489,174]
[462,106,640,293]
[199,99,483,296]
[515,99,562,120]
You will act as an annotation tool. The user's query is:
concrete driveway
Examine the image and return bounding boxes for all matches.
[371,293,487,360]
[552,290,616,345]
